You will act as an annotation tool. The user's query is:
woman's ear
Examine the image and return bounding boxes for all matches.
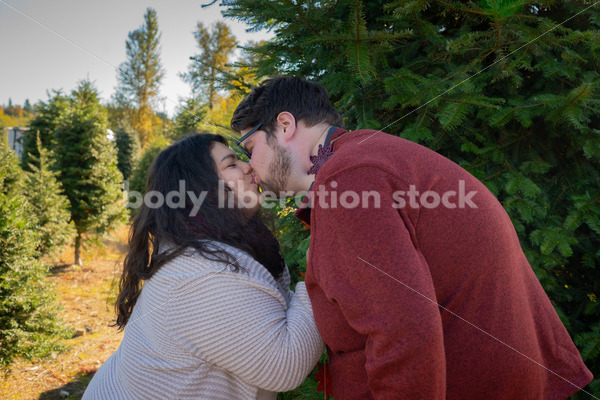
[276,112,297,142]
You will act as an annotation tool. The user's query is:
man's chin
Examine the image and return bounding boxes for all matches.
[257,182,279,197]
[257,183,296,200]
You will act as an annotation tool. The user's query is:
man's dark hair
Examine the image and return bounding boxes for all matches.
[231,76,344,138]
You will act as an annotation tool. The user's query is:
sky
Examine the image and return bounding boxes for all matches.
[0,0,272,116]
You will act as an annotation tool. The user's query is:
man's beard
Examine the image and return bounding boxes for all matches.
[259,141,292,198]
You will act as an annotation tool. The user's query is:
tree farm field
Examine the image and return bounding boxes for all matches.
[0,226,129,400]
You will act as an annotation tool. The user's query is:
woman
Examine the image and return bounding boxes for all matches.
[83,134,323,400]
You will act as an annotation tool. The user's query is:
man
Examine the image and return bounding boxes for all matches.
[230,76,593,399]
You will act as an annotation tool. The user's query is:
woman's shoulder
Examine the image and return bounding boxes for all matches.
[200,241,286,289]
[150,241,291,310]
[156,240,280,286]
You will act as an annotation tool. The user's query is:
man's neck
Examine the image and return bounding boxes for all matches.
[287,122,335,195]
[309,124,334,158]
[297,124,336,193]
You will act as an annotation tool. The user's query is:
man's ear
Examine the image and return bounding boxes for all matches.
[276,112,297,142]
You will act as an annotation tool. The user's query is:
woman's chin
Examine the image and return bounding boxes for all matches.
[253,192,265,211]
[239,191,264,217]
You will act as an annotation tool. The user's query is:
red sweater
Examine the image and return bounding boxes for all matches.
[297,129,593,400]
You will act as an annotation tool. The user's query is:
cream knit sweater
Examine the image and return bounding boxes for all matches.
[83,243,323,400]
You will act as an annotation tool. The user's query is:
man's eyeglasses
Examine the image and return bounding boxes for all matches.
[236,122,262,158]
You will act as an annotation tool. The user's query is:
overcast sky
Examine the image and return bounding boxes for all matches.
[0,0,272,116]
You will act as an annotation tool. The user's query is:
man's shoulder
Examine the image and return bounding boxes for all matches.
[340,128,403,146]
[317,129,413,179]
[339,129,436,156]
[323,128,463,180]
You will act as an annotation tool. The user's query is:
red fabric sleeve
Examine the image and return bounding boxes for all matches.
[310,164,446,399]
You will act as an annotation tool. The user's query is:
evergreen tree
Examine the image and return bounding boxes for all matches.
[23,99,33,114]
[53,81,126,266]
[171,97,208,140]
[128,137,169,196]
[0,143,69,369]
[182,21,237,108]
[215,40,264,96]
[115,8,165,146]
[114,122,141,181]
[23,134,76,258]
[22,91,69,171]
[223,0,600,395]
[1,136,23,196]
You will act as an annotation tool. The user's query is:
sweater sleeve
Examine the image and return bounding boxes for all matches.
[311,165,446,399]
[166,266,324,392]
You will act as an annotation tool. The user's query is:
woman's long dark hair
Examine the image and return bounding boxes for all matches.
[115,134,285,330]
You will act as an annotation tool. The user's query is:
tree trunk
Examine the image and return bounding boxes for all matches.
[74,233,82,266]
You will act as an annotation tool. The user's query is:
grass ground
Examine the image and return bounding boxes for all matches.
[0,224,326,400]
[0,225,129,400]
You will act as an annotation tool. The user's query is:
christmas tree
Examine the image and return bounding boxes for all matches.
[53,81,126,265]
[0,143,69,369]
[24,134,76,258]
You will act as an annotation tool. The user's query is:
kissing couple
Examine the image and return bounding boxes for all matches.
[84,77,592,400]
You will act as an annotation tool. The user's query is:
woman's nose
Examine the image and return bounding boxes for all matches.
[240,161,252,174]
